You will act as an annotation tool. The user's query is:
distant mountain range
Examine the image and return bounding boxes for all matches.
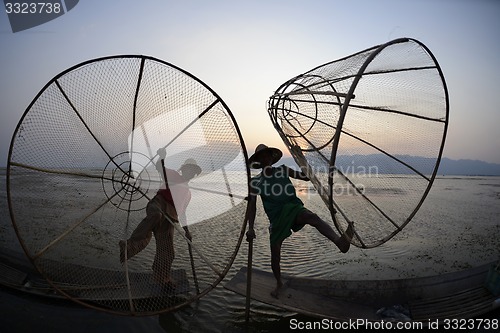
[280,154,500,176]
[437,157,500,176]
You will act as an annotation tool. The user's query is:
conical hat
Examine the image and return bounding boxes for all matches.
[248,144,282,169]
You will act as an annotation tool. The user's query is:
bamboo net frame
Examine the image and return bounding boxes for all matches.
[268,38,449,248]
[7,55,251,315]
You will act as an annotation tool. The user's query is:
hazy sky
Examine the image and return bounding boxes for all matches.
[1,0,499,166]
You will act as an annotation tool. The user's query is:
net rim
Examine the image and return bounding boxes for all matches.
[6,54,252,315]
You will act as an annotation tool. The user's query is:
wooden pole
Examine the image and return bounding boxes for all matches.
[183,225,200,294]
[245,237,254,323]
[244,199,256,323]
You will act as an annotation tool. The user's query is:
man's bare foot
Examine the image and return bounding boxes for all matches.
[270,280,283,299]
[154,274,177,288]
[161,279,177,291]
[337,222,354,253]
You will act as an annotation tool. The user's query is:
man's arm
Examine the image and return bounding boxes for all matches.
[245,186,257,241]
[284,165,309,181]
[156,148,169,188]
[178,212,187,226]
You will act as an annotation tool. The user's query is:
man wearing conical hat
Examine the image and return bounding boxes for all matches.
[120,152,201,288]
[247,144,353,298]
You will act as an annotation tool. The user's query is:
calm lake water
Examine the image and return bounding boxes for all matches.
[0,170,499,332]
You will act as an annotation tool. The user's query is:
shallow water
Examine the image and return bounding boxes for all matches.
[1,173,499,331]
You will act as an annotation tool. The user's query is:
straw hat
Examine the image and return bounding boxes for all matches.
[248,144,282,169]
[180,158,202,176]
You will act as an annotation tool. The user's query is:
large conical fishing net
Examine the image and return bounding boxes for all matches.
[268,38,449,248]
[7,55,250,315]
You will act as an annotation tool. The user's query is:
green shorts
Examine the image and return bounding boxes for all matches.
[269,202,306,245]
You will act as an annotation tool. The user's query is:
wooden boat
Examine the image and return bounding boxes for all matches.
[0,249,189,302]
[224,262,499,322]
[2,247,498,320]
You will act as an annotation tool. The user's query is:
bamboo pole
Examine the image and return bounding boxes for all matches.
[244,197,256,323]
[183,225,200,294]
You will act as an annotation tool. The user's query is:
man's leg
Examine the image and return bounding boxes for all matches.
[120,198,160,262]
[295,210,353,253]
[270,240,284,298]
[153,221,176,286]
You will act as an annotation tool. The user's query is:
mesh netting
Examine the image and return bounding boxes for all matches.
[268,38,449,248]
[7,55,250,315]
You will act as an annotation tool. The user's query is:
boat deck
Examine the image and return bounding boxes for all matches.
[225,263,498,322]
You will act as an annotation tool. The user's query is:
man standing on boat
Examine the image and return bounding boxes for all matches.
[246,144,354,298]
[119,149,201,288]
